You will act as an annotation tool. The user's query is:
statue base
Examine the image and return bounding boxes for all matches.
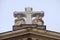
[13,24,46,31]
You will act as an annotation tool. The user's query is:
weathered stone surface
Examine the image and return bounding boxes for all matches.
[13,24,46,31]
[3,34,59,40]
[14,7,44,25]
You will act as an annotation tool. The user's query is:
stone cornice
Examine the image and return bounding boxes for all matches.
[0,28,60,39]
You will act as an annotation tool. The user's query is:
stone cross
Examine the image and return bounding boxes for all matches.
[14,7,44,24]
[25,7,32,24]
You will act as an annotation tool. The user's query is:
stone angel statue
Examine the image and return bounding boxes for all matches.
[15,15,25,26]
[32,15,44,25]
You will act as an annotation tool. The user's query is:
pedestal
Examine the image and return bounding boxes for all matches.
[13,24,46,31]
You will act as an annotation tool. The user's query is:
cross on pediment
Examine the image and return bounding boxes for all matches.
[14,7,44,25]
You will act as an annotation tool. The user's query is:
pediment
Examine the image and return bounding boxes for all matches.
[0,28,60,40]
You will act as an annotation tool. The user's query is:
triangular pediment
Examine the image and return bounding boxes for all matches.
[0,28,60,40]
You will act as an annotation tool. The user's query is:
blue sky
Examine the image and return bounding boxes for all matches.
[0,0,60,33]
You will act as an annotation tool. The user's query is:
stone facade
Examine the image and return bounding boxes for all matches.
[0,28,60,40]
[2,34,59,40]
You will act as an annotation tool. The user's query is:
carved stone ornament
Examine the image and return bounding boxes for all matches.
[32,15,44,25]
[15,15,25,25]
[14,7,44,26]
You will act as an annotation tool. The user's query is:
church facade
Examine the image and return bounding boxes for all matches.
[0,7,60,40]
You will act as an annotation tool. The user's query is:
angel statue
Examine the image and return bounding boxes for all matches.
[32,15,44,25]
[15,15,25,26]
